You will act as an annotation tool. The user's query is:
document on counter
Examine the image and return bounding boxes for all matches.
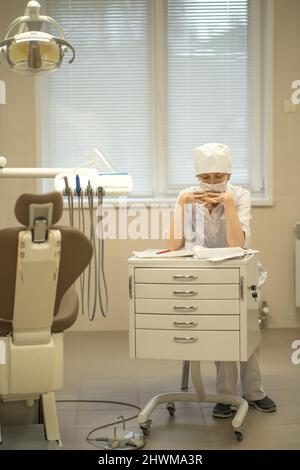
[132,248,194,258]
[193,246,259,262]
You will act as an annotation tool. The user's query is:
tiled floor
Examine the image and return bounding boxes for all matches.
[2,328,300,450]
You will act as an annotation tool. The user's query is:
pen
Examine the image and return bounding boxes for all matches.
[156,249,170,254]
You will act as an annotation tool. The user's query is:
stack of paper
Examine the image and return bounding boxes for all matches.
[193,246,259,262]
[132,249,194,259]
[132,247,259,261]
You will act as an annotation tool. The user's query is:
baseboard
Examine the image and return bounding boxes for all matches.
[70,318,128,331]
[266,314,300,328]
[71,314,300,331]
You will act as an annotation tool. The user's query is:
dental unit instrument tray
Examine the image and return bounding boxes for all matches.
[54,169,133,196]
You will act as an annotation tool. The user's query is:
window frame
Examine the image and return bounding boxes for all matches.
[152,0,274,206]
[37,0,274,206]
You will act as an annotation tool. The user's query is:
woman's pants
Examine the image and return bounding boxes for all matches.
[215,332,265,401]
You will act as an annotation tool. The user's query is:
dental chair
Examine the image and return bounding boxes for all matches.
[0,192,92,447]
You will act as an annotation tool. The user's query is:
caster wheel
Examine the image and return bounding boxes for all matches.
[141,427,150,437]
[167,402,176,417]
[234,431,243,442]
[140,420,152,437]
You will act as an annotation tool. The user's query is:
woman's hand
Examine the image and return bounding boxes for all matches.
[178,191,235,212]
[178,191,208,206]
[203,192,244,247]
[201,191,235,208]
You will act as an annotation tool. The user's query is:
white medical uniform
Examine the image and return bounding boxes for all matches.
[175,182,265,401]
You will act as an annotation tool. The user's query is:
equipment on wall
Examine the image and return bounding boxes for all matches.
[54,150,133,320]
[0,156,133,321]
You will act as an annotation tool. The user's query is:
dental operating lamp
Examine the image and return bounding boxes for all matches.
[0,1,75,74]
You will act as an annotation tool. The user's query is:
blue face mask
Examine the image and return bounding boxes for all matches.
[199,181,227,193]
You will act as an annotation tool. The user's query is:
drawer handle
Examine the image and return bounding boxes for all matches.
[173,274,198,280]
[173,321,198,327]
[174,336,198,344]
[173,306,198,311]
[173,290,198,296]
[129,275,133,299]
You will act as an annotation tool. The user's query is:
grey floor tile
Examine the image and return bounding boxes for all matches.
[240,424,300,448]
[246,405,300,425]
[138,391,203,411]
[78,392,139,410]
[80,378,138,394]
[0,425,60,450]
[57,409,77,429]
[3,329,300,450]
[75,408,139,429]
[60,428,76,450]
[56,401,78,411]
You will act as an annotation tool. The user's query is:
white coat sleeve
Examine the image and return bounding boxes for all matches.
[162,187,194,239]
[235,187,252,248]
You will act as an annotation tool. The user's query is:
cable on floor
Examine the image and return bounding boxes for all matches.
[56,399,141,449]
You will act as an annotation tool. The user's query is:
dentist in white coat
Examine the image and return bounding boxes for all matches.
[165,143,276,418]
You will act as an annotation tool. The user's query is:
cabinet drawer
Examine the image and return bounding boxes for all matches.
[135,330,239,361]
[135,284,240,300]
[135,299,240,315]
[135,268,239,284]
[135,314,239,330]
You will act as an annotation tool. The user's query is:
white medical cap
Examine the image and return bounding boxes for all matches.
[193,143,232,175]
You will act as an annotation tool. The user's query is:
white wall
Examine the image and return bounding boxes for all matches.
[1,0,300,329]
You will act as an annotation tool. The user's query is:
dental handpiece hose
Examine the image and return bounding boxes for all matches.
[76,174,86,317]
[86,180,97,321]
[97,187,108,318]
[63,176,73,226]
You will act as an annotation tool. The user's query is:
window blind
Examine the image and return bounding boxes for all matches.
[41,0,153,196]
[166,0,252,189]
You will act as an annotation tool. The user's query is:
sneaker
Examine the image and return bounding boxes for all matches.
[246,395,277,413]
[212,402,233,418]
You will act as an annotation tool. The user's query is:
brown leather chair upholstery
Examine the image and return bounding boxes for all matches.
[0,192,93,446]
[0,192,93,336]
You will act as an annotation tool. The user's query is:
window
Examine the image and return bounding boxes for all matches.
[41,0,153,196]
[40,0,271,202]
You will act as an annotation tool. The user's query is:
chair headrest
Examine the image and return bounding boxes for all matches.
[15,192,63,226]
